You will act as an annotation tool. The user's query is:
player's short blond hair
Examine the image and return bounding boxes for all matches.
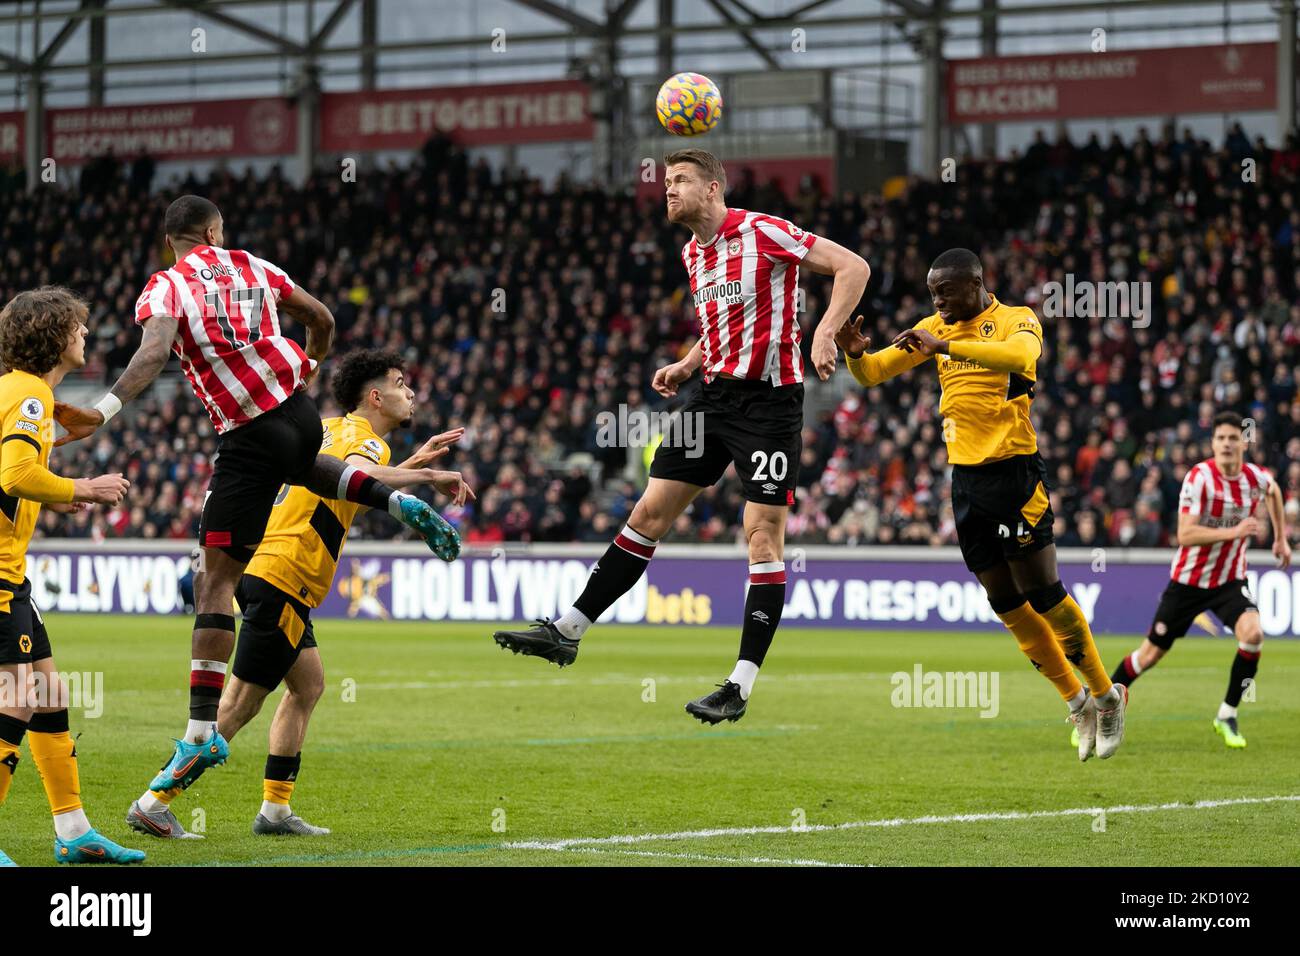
[0,286,86,376]
[664,148,726,194]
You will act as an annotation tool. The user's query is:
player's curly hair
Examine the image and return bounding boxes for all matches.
[331,348,406,412]
[0,286,87,376]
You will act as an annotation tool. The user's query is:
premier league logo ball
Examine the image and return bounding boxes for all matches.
[656,72,723,136]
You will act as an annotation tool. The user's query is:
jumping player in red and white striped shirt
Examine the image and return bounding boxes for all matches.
[52,196,462,824]
[1109,412,1290,749]
[494,148,871,723]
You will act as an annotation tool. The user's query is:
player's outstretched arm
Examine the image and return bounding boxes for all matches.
[838,315,929,387]
[652,339,704,398]
[278,286,335,367]
[0,436,128,506]
[343,454,476,507]
[936,329,1041,373]
[53,314,180,446]
[1264,479,1292,569]
[1177,510,1259,548]
[802,236,871,381]
[396,429,465,469]
[69,474,131,505]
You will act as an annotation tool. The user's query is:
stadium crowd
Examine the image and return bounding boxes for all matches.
[2,124,1298,549]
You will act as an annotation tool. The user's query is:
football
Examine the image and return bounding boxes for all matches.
[655,71,723,136]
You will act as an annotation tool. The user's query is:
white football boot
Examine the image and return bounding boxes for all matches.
[1095,684,1128,759]
[1068,690,1098,762]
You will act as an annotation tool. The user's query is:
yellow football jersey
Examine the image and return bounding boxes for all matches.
[245,414,391,607]
[0,370,65,586]
[922,295,1042,466]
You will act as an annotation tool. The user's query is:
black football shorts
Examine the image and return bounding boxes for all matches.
[0,579,52,665]
[951,452,1054,573]
[649,377,803,505]
[232,574,318,691]
[1146,578,1257,649]
[199,391,324,564]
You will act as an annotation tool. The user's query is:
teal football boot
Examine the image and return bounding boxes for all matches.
[398,495,460,561]
[55,829,145,864]
[148,731,229,792]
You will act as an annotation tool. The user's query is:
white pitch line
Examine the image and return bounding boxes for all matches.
[505,794,1300,851]
[357,667,1252,692]
[361,672,888,691]
[558,847,862,867]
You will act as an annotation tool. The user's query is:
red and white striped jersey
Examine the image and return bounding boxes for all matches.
[134,245,312,434]
[1170,459,1273,588]
[681,208,816,386]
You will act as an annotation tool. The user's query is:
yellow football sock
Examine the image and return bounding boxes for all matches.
[28,728,82,816]
[0,714,27,806]
[998,602,1082,701]
[0,739,20,806]
[1040,595,1113,696]
[263,778,295,805]
[148,787,181,805]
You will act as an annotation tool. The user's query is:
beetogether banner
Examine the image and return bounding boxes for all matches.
[23,544,1300,637]
[0,81,594,164]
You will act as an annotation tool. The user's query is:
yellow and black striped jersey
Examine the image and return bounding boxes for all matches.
[245,414,391,607]
[0,370,73,586]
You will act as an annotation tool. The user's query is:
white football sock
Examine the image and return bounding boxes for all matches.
[553,608,592,641]
[1127,650,1143,675]
[387,491,409,519]
[1218,702,1238,720]
[729,660,760,700]
[138,791,168,814]
[185,719,217,744]
[53,807,92,841]
[1068,687,1088,712]
[261,800,292,822]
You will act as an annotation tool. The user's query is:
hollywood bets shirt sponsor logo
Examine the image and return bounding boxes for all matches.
[694,279,744,307]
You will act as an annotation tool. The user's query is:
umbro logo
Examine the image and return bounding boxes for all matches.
[761,482,777,494]
[751,610,770,623]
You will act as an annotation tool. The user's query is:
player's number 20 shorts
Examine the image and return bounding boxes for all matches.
[649,377,804,506]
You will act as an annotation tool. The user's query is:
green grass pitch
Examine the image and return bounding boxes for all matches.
[4,614,1298,866]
